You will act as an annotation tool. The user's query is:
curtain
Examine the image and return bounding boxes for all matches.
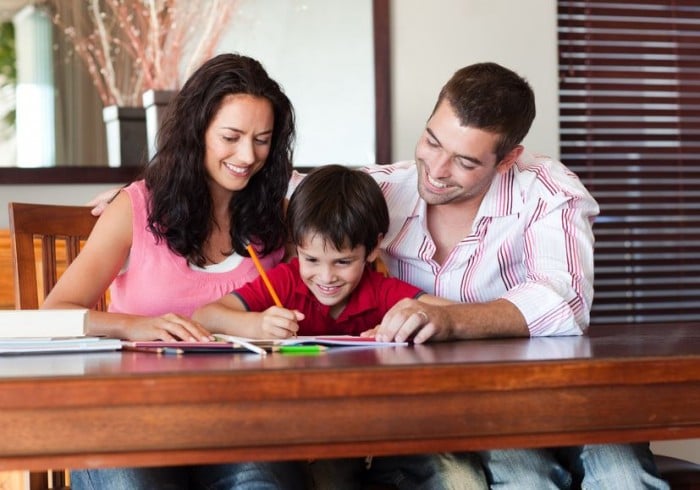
[48,0,107,166]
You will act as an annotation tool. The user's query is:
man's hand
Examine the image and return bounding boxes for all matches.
[371,298,453,344]
[87,187,122,216]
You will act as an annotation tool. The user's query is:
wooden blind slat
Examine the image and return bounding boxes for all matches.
[559,0,700,324]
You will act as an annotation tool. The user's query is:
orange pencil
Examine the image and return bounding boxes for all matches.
[246,244,283,307]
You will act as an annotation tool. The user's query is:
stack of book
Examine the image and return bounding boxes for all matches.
[0,309,122,354]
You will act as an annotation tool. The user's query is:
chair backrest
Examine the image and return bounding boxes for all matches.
[8,202,106,311]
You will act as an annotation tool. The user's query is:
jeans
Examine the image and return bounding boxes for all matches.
[480,443,669,490]
[307,453,487,490]
[70,462,306,490]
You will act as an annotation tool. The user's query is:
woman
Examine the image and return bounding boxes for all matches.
[43,53,305,489]
[44,53,293,342]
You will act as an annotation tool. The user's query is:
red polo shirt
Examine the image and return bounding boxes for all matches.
[233,257,423,336]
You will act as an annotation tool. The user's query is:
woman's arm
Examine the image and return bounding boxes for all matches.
[42,191,212,342]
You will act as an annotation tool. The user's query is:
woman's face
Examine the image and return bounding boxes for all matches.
[204,94,274,196]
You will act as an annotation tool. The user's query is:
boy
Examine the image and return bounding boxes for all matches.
[193,164,449,338]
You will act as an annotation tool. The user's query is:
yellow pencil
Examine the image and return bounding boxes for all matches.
[246,244,283,307]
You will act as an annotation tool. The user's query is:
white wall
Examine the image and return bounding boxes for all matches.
[0,184,121,228]
[0,0,697,464]
[651,439,700,465]
[219,0,375,167]
[391,0,560,161]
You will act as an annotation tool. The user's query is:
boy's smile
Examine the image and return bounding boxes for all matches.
[296,234,378,319]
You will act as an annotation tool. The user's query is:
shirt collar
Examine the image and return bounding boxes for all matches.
[291,260,379,320]
[410,165,524,222]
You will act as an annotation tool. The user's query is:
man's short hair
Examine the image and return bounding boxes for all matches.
[435,62,536,162]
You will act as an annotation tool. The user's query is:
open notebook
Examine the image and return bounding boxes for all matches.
[122,335,408,356]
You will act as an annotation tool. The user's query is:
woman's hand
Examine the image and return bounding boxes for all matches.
[125,313,214,342]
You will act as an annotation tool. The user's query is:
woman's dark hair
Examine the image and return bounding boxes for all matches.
[287,164,389,256]
[434,62,535,162]
[144,53,295,266]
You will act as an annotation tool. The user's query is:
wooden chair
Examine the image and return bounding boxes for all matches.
[9,202,107,490]
[654,454,700,490]
[9,202,106,312]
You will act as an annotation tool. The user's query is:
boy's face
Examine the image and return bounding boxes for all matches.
[297,234,379,316]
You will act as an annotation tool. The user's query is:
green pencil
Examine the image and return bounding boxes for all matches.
[274,345,328,354]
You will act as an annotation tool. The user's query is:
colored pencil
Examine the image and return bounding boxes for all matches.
[213,334,268,356]
[246,244,283,307]
[274,345,327,354]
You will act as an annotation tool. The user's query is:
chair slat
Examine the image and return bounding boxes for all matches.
[8,202,106,311]
[41,236,58,298]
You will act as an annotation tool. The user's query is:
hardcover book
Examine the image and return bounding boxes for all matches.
[0,309,88,338]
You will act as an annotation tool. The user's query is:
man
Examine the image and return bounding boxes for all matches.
[364,62,668,489]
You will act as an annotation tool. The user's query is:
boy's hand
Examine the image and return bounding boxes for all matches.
[257,307,304,338]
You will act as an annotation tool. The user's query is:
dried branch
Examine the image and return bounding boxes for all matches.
[49,0,238,106]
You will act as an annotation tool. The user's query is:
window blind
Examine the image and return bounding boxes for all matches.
[558,0,700,324]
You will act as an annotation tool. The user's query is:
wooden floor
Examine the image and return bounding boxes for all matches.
[0,471,27,490]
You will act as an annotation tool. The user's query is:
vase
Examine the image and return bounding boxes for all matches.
[102,105,147,167]
[142,89,177,161]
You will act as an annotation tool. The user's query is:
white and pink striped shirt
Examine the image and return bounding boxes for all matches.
[364,152,600,337]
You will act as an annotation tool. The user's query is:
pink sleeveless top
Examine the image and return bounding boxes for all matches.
[108,180,283,317]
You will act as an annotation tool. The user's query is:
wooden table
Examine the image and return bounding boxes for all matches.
[0,323,699,471]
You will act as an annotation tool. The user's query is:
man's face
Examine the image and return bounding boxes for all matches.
[414,99,504,207]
